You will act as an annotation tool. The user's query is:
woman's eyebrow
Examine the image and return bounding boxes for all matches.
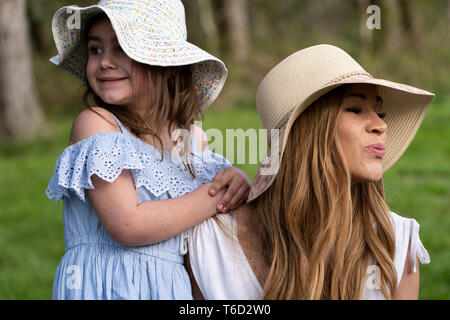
[346,93,383,103]
[347,93,366,100]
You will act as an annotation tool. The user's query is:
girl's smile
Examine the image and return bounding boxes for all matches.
[98,76,129,85]
[86,16,134,107]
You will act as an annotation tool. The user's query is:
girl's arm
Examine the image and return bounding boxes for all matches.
[71,108,225,246]
[87,172,223,246]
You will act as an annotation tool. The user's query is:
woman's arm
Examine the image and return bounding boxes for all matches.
[393,236,420,300]
[185,253,205,300]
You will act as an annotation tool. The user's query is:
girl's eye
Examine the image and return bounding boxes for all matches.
[345,107,361,114]
[377,112,387,119]
[89,47,103,55]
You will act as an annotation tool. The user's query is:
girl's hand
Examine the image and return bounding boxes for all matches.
[208,167,251,213]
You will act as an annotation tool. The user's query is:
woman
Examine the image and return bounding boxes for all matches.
[186,44,433,300]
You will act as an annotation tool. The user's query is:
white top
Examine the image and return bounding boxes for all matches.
[188,211,430,300]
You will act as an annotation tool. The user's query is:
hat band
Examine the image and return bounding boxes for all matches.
[325,71,373,86]
[270,71,373,132]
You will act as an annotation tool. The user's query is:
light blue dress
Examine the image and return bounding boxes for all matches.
[46,113,231,299]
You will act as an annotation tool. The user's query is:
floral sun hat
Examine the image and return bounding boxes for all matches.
[50,0,227,111]
[247,44,435,202]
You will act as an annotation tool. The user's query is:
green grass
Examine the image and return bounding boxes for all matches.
[0,97,449,299]
[383,96,450,299]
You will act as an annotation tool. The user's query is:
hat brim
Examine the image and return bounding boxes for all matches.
[50,5,227,111]
[247,76,434,202]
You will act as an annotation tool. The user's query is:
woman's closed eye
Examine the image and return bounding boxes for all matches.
[345,107,362,114]
[345,107,386,119]
[377,112,387,119]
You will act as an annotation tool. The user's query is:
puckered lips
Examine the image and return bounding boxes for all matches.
[366,143,385,158]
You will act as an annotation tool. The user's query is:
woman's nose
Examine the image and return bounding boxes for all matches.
[368,111,387,135]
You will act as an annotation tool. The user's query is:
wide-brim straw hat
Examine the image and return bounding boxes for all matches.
[49,0,227,111]
[247,44,434,202]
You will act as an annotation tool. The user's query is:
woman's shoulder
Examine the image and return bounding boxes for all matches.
[388,210,422,232]
[70,107,122,145]
[387,210,430,280]
[388,210,422,246]
[388,210,410,225]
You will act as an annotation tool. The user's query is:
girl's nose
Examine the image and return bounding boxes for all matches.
[100,50,116,70]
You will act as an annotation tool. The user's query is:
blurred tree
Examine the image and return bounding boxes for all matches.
[27,0,52,55]
[0,0,43,140]
[381,0,402,55]
[213,0,250,65]
[359,0,374,57]
[399,0,426,56]
[183,0,220,56]
[222,0,250,64]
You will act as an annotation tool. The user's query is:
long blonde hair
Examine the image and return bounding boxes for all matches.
[251,86,397,299]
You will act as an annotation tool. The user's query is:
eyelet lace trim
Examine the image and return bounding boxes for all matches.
[46,132,231,202]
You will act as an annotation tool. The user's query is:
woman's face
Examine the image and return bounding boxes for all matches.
[86,17,134,106]
[337,84,387,182]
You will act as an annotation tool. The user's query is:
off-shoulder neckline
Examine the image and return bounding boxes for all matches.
[66,130,189,156]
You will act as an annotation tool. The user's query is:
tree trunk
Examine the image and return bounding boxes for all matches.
[220,0,250,64]
[0,0,43,140]
[359,0,373,57]
[183,0,220,56]
[381,0,403,55]
[399,0,426,56]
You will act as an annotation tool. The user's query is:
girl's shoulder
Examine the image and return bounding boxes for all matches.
[70,107,122,145]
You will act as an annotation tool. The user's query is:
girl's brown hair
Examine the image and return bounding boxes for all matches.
[251,86,397,299]
[83,13,201,177]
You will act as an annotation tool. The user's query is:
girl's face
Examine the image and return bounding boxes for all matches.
[86,17,134,106]
[337,84,387,182]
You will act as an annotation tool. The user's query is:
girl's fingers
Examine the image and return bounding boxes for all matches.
[217,178,239,212]
[209,170,227,196]
[226,184,250,210]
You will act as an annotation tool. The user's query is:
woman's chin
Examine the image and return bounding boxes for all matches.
[352,167,383,183]
[354,173,383,183]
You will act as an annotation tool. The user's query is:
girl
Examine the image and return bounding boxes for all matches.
[187,44,434,300]
[46,0,250,299]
